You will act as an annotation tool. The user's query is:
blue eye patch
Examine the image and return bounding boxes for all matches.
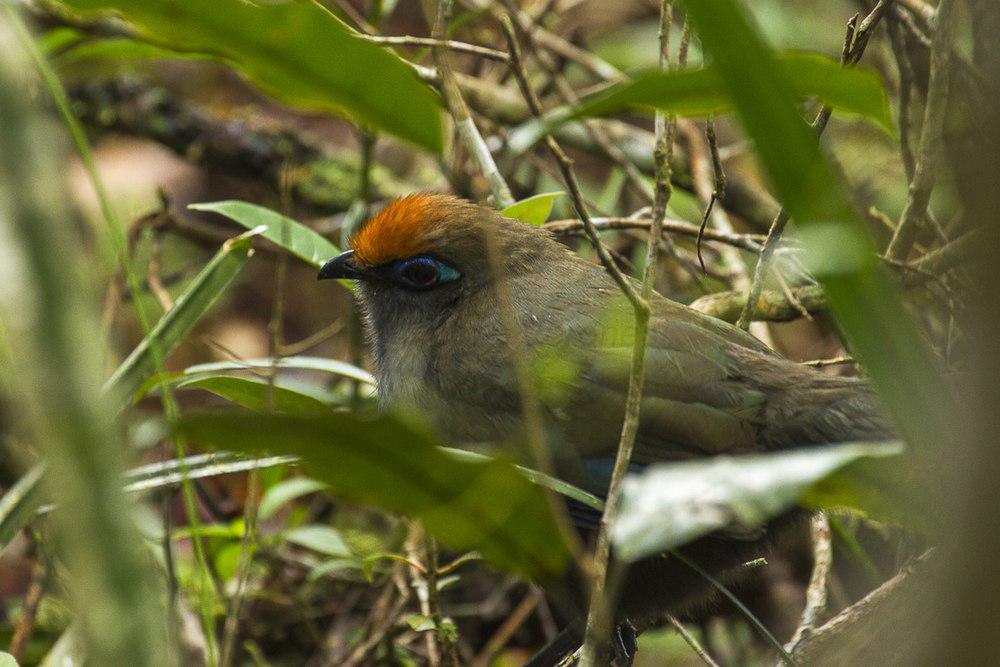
[389,255,461,290]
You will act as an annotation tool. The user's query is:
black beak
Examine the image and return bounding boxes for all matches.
[318,250,363,280]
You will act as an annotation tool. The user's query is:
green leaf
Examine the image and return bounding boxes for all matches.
[501,191,565,226]
[179,375,332,416]
[283,525,352,558]
[572,53,891,129]
[103,231,257,410]
[680,0,954,461]
[0,651,19,667]
[189,201,339,268]
[612,442,904,562]
[406,614,436,633]
[177,412,572,579]
[55,0,442,151]
[0,464,45,553]
[259,477,329,521]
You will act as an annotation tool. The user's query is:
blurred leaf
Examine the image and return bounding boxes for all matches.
[179,375,331,416]
[0,464,46,553]
[189,201,339,268]
[612,442,904,562]
[259,477,329,521]
[0,652,18,667]
[103,231,257,410]
[681,0,953,460]
[406,614,436,632]
[308,558,361,581]
[177,412,572,578]
[55,0,442,151]
[283,525,352,558]
[572,53,891,129]
[501,191,565,226]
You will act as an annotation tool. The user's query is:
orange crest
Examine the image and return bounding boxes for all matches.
[351,194,442,266]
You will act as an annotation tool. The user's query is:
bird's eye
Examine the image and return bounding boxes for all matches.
[392,255,460,290]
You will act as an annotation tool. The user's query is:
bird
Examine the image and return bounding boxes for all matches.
[318,193,893,664]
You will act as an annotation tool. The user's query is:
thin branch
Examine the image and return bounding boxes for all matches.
[665,614,720,667]
[886,0,957,259]
[695,116,726,271]
[431,0,515,208]
[581,1,675,662]
[543,217,765,253]
[357,33,510,62]
[471,590,542,667]
[784,514,833,656]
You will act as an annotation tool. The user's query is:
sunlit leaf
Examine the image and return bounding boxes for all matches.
[55,0,442,151]
[179,375,332,416]
[177,412,572,579]
[612,442,904,562]
[501,191,565,226]
[184,357,374,385]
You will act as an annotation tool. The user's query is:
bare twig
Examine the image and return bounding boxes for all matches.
[431,1,515,208]
[695,117,726,272]
[784,514,833,656]
[9,554,46,661]
[544,217,765,253]
[665,614,721,667]
[471,590,543,667]
[886,0,957,259]
[357,33,510,62]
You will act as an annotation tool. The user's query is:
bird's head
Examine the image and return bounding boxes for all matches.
[317,194,566,332]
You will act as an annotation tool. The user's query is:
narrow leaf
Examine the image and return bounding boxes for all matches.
[189,201,339,268]
[0,464,46,552]
[103,231,256,409]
